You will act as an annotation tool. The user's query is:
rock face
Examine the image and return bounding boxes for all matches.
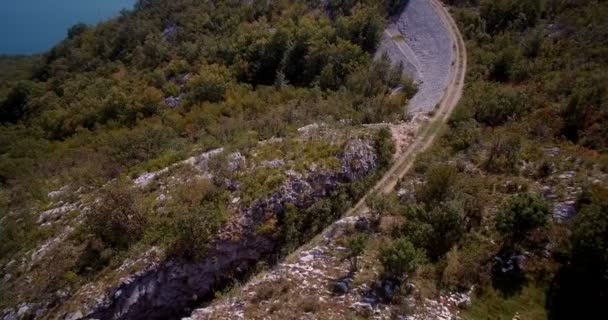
[89,235,276,320]
[84,139,379,320]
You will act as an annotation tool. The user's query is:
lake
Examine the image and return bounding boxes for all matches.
[0,0,136,55]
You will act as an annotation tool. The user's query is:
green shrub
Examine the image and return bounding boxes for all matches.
[447,119,481,152]
[375,127,396,169]
[415,164,459,205]
[547,185,608,319]
[403,201,466,260]
[379,238,425,279]
[167,178,228,258]
[86,181,147,249]
[495,192,550,244]
[186,64,231,104]
[346,232,368,271]
[484,132,521,174]
[441,232,495,290]
[480,0,542,34]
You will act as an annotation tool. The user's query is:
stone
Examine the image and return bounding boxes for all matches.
[545,147,561,157]
[333,281,349,295]
[228,152,246,171]
[64,310,83,320]
[355,217,372,232]
[164,96,181,108]
[553,201,576,221]
[261,159,285,168]
[48,185,69,199]
[299,254,314,263]
[16,305,30,318]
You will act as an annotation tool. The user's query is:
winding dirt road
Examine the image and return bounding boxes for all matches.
[344,0,467,216]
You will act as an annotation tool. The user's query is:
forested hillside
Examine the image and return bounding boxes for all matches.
[0,0,410,255]
[352,0,607,319]
[0,0,413,317]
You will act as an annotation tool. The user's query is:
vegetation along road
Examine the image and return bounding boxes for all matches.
[345,0,467,218]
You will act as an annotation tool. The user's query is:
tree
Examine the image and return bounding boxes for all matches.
[367,192,398,217]
[547,185,608,320]
[169,178,228,258]
[379,238,425,279]
[0,81,42,123]
[484,132,521,174]
[337,5,385,53]
[186,64,231,103]
[67,22,88,39]
[495,192,550,244]
[415,164,459,205]
[480,0,542,34]
[386,0,410,16]
[403,201,465,260]
[375,127,395,169]
[569,185,608,290]
[346,233,368,271]
[87,181,147,249]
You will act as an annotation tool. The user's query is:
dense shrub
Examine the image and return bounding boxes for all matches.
[484,132,521,174]
[167,178,228,258]
[441,232,494,290]
[379,238,425,278]
[346,232,368,271]
[86,181,147,249]
[495,192,550,244]
[375,127,396,169]
[548,185,608,319]
[415,164,459,205]
[480,0,542,34]
[0,81,43,123]
[403,201,466,260]
[337,5,385,53]
[186,64,232,104]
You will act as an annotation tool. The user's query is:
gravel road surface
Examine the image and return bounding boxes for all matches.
[377,0,454,113]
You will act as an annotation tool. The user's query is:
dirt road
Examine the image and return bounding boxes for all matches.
[345,0,467,216]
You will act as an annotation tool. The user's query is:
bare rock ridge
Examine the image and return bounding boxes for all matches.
[83,139,379,320]
[377,0,454,113]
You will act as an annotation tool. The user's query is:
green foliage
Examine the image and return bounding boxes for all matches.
[403,201,466,260]
[480,0,542,34]
[166,178,228,258]
[337,5,385,53]
[379,238,425,278]
[447,119,481,151]
[366,192,399,219]
[186,64,232,104]
[547,185,608,319]
[462,283,548,320]
[569,185,608,291]
[346,232,369,271]
[375,127,395,169]
[465,82,528,127]
[67,23,88,39]
[495,192,549,243]
[86,181,147,249]
[415,164,459,205]
[484,132,521,174]
[442,232,494,290]
[0,80,44,123]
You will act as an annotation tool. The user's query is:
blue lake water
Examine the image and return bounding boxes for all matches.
[0,0,136,55]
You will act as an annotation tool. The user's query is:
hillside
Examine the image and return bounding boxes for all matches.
[183,0,608,319]
[1,0,606,319]
[0,0,416,319]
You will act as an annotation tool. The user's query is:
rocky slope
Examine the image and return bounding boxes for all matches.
[0,124,388,320]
